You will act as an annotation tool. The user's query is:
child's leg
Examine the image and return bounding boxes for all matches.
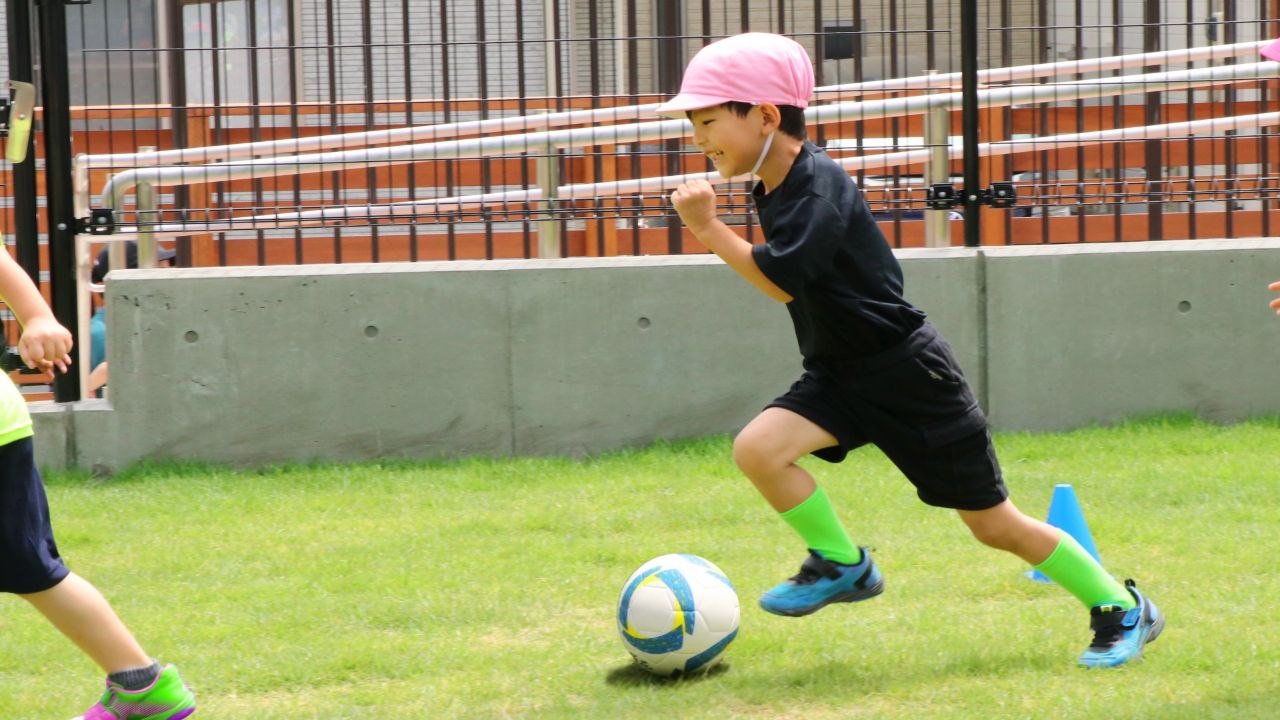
[956,499,1132,609]
[734,407,858,563]
[20,572,152,674]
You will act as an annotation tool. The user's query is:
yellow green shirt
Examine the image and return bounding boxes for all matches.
[0,371,33,446]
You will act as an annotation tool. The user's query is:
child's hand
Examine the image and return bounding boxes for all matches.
[18,316,73,374]
[671,179,719,234]
[1271,281,1280,316]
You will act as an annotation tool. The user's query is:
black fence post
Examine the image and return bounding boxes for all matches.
[656,0,683,254]
[960,0,981,248]
[6,0,39,281]
[36,0,80,401]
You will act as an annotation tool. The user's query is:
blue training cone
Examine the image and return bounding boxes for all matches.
[1025,483,1101,584]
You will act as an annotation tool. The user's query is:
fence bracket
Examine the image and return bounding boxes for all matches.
[77,208,117,235]
[926,182,1018,210]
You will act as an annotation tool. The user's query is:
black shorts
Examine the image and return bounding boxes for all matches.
[0,437,70,594]
[767,322,1009,511]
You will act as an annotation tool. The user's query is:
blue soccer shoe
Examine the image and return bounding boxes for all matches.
[759,548,884,617]
[1078,579,1165,668]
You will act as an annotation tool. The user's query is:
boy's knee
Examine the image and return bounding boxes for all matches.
[732,429,783,477]
[964,515,1023,552]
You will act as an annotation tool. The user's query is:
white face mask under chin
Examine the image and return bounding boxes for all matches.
[748,131,775,177]
[718,130,775,180]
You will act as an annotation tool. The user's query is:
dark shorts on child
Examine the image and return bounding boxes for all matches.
[767,322,1009,511]
[0,437,70,594]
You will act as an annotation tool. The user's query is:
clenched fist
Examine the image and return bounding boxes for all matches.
[670,179,719,234]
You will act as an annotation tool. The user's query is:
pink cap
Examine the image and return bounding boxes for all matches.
[1262,38,1280,62]
[655,33,815,118]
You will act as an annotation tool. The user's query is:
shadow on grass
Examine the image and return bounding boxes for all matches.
[604,661,731,687]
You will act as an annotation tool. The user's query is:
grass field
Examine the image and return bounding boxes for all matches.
[1,416,1278,719]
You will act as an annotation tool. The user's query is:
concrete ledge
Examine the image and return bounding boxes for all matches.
[38,240,1280,471]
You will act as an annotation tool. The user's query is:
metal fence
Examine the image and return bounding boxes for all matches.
[3,0,1275,268]
[0,1,1278,400]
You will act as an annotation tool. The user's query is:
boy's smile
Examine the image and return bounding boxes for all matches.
[688,105,768,179]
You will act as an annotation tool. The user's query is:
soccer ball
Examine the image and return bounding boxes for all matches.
[616,553,740,677]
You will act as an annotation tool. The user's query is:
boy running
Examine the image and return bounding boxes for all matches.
[659,32,1162,668]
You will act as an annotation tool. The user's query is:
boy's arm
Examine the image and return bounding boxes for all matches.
[0,246,73,372]
[671,179,793,303]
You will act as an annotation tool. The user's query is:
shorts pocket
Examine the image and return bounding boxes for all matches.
[842,337,986,448]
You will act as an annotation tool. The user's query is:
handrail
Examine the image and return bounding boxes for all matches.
[133,111,1280,234]
[96,60,1280,214]
[75,40,1267,172]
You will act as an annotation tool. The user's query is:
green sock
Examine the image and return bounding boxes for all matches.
[1034,534,1134,609]
[778,486,861,565]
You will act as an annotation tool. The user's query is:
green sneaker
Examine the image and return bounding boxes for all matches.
[76,664,195,720]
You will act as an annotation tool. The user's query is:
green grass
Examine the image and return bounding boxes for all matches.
[2,416,1279,719]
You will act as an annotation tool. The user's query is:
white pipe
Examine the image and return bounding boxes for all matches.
[817,39,1270,99]
[76,40,1268,171]
[100,60,1280,211]
[137,111,1280,235]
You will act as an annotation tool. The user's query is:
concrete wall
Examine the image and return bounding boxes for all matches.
[30,239,1280,472]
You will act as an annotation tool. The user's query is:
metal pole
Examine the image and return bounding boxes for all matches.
[36,0,81,401]
[960,0,981,248]
[136,147,158,268]
[6,0,38,281]
[164,0,193,267]
[535,152,561,258]
[924,80,951,248]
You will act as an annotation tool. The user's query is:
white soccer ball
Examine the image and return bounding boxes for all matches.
[616,553,740,677]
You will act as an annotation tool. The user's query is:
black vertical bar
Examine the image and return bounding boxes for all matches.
[1072,0,1085,243]
[439,0,456,259]
[1142,0,1162,241]
[1036,0,1049,243]
[812,0,823,148]
[1111,0,1124,243]
[516,0,531,258]
[626,0,639,255]
[362,0,379,261]
[656,0,682,254]
[1224,0,1238,239]
[739,0,748,33]
[925,0,936,75]
[999,0,1012,244]
[478,0,493,258]
[325,0,342,263]
[247,0,266,265]
[960,0,981,247]
[36,0,80,400]
[164,0,195,267]
[403,0,419,260]
[587,0,601,255]
[288,0,303,263]
[7,0,39,280]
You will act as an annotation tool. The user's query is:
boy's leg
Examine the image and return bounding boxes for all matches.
[20,572,151,674]
[734,407,856,561]
[956,500,1132,608]
[736,407,883,616]
[957,499,1163,667]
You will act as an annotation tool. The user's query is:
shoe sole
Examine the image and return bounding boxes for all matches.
[760,577,885,618]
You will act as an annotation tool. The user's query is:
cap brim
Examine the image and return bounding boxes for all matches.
[654,93,734,119]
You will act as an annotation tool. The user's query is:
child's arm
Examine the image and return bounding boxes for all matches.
[1271,281,1280,317]
[0,247,72,373]
[671,179,792,303]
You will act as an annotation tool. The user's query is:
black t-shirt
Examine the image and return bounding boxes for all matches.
[751,141,926,368]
